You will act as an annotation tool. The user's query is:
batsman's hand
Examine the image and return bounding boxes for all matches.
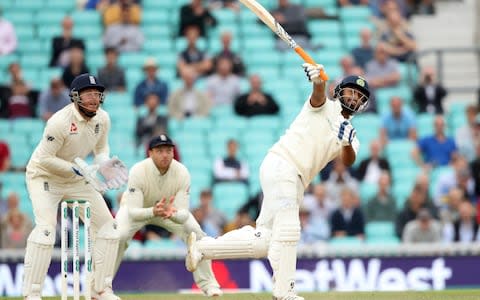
[73,158,107,193]
[303,63,325,84]
[98,156,128,190]
[334,117,356,147]
[153,196,177,219]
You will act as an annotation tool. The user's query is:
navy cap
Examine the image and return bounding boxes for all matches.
[148,134,174,149]
[70,73,105,93]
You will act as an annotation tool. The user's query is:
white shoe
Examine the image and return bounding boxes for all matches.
[92,287,121,300]
[273,293,304,300]
[185,232,202,272]
[24,296,42,300]
[204,286,223,297]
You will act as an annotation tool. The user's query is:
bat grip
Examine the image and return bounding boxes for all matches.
[295,46,329,81]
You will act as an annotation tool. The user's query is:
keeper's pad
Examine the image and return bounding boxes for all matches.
[22,225,56,296]
[268,202,300,298]
[93,220,120,293]
[197,225,271,259]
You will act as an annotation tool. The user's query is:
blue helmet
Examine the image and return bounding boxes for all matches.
[333,75,370,114]
[70,73,105,117]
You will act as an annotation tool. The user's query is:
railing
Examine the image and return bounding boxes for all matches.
[406,47,480,94]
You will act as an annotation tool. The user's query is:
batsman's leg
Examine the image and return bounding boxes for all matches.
[22,225,56,298]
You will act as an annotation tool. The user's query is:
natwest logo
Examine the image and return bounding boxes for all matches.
[250,258,452,292]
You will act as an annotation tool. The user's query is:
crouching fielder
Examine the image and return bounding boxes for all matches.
[23,74,128,300]
[113,135,222,297]
[185,65,371,300]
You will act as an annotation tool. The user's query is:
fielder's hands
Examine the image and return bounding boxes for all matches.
[335,117,356,147]
[303,63,325,84]
[73,158,107,193]
[98,156,128,190]
[153,196,177,219]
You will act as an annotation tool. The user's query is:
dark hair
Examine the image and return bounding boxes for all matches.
[104,47,117,55]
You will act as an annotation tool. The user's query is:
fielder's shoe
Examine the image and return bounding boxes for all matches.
[272,293,305,300]
[24,296,41,300]
[203,286,223,297]
[91,287,121,300]
[186,232,202,272]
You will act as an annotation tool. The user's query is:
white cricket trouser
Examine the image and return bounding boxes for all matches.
[115,205,220,292]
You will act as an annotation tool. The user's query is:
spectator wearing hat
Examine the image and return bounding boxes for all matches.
[49,16,85,67]
[402,208,442,243]
[455,106,480,162]
[213,139,249,184]
[134,58,169,107]
[413,66,447,114]
[97,47,126,92]
[37,78,70,121]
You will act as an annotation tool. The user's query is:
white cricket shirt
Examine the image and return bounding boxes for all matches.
[270,98,359,187]
[123,158,190,221]
[26,103,110,182]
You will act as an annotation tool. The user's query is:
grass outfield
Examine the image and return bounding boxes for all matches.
[2,290,480,300]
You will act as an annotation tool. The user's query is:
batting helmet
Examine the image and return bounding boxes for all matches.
[70,73,105,117]
[333,75,370,114]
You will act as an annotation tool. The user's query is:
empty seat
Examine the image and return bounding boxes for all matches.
[213,182,249,220]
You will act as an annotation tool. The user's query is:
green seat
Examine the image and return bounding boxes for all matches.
[0,172,27,190]
[242,37,275,52]
[344,35,361,51]
[366,236,400,245]
[71,11,101,26]
[12,118,45,136]
[329,236,363,248]
[14,27,35,40]
[181,117,213,132]
[142,10,171,25]
[359,182,378,205]
[215,116,248,131]
[44,0,75,11]
[304,0,336,8]
[208,129,239,158]
[13,0,45,11]
[339,6,372,21]
[175,37,208,52]
[375,85,413,106]
[142,0,174,10]
[213,182,249,220]
[210,105,235,120]
[385,140,416,161]
[143,39,174,54]
[73,26,102,39]
[240,23,271,38]
[244,51,281,68]
[212,9,238,25]
[416,113,435,138]
[246,116,281,131]
[4,12,34,27]
[0,53,18,71]
[365,221,395,239]
[35,11,66,26]
[20,54,48,69]
[308,20,341,38]
[142,25,172,39]
[37,26,62,39]
[144,239,180,249]
[342,21,374,37]
[118,53,149,69]
[393,181,415,209]
[391,167,420,186]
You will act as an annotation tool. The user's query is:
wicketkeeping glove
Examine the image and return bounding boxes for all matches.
[98,156,128,190]
[335,118,356,146]
[73,158,108,193]
[302,63,325,84]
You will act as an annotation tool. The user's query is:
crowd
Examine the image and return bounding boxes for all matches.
[2,0,479,250]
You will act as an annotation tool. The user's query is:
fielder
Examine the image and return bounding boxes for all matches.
[113,134,222,297]
[23,74,128,300]
[185,64,370,300]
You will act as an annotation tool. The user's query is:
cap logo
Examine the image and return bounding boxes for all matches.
[160,134,167,141]
[89,76,96,84]
[356,78,365,87]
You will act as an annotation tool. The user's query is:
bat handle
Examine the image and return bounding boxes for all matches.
[295,46,329,81]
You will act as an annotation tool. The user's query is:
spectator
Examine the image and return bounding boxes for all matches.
[103,0,142,27]
[412,115,458,169]
[330,187,365,239]
[351,28,375,69]
[433,156,475,206]
[196,189,228,235]
[303,183,336,221]
[455,107,480,162]
[0,63,38,118]
[223,210,255,232]
[445,201,480,243]
[97,47,126,92]
[206,57,241,106]
[470,142,480,196]
[365,43,401,90]
[334,55,357,85]
[355,139,391,183]
[0,8,17,55]
[49,16,85,68]
[380,9,417,62]
[372,0,411,21]
[338,0,369,6]
[135,93,168,147]
[168,67,212,120]
[7,80,34,119]
[178,0,217,37]
[325,157,359,205]
[271,0,311,51]
[192,207,220,237]
[402,208,442,243]
[1,208,32,249]
[212,31,246,76]
[299,205,330,244]
[413,66,447,114]
[61,46,89,88]
[439,187,464,224]
[234,74,279,117]
[37,77,70,121]
[380,96,417,143]
[177,25,212,78]
[103,5,144,53]
[0,141,11,172]
[7,62,28,86]
[364,172,397,222]
[395,183,437,237]
[133,58,169,107]
[213,139,249,184]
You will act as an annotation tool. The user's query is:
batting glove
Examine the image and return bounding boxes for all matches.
[335,118,356,147]
[302,63,325,84]
[73,158,108,193]
[98,156,129,190]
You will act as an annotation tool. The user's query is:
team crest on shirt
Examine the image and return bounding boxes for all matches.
[94,123,100,135]
[70,122,78,134]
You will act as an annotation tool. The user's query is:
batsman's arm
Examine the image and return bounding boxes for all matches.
[310,80,327,108]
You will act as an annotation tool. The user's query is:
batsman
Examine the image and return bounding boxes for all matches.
[113,134,222,297]
[22,74,128,300]
[185,65,370,300]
